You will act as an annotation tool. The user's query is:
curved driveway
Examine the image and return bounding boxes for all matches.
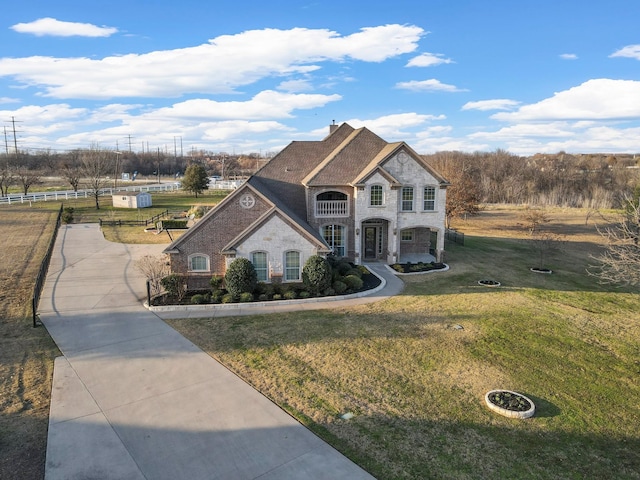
[40,224,402,480]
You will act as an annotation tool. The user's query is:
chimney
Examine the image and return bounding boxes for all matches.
[329,119,338,135]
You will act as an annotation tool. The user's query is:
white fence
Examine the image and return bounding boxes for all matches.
[0,183,181,205]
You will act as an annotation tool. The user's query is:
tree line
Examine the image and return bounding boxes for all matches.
[423,150,640,227]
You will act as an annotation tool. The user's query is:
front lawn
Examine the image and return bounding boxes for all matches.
[166,208,640,479]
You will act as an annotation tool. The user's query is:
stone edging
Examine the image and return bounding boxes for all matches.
[384,263,450,276]
[145,267,388,313]
[484,390,536,419]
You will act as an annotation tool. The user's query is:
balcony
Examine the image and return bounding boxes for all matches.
[316,200,348,217]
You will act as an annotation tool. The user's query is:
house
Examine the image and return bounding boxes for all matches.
[164,123,449,289]
[112,191,152,209]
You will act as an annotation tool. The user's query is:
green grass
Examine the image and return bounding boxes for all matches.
[166,233,640,480]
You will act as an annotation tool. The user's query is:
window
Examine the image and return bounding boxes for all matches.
[252,251,268,282]
[401,230,414,242]
[370,185,383,206]
[423,186,436,211]
[189,254,209,272]
[322,225,346,256]
[284,251,301,281]
[401,187,414,211]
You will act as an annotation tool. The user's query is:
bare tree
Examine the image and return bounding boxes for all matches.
[80,146,113,209]
[0,161,15,197]
[135,255,170,298]
[589,193,640,287]
[518,206,551,235]
[15,165,42,195]
[61,151,82,191]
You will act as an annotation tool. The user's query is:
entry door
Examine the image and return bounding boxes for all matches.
[364,226,377,260]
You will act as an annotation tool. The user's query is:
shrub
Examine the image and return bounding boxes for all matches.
[258,293,269,301]
[210,290,223,303]
[191,293,210,304]
[302,255,333,295]
[343,274,363,290]
[357,265,370,275]
[210,276,224,291]
[336,261,353,276]
[332,280,347,294]
[161,274,186,302]
[61,207,74,224]
[298,290,311,299]
[255,282,275,298]
[225,257,257,297]
[392,264,405,273]
[323,287,336,296]
[221,293,236,303]
[239,292,254,303]
[283,290,297,300]
[273,294,283,300]
[346,267,362,278]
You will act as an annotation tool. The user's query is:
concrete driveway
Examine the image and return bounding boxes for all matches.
[40,224,377,480]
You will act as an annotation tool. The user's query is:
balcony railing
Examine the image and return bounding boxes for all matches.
[316,200,348,217]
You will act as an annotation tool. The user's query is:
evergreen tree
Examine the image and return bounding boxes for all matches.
[181,164,209,197]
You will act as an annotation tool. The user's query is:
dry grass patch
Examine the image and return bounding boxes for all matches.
[0,208,60,480]
[167,207,640,479]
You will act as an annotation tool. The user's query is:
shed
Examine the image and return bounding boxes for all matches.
[112,191,152,208]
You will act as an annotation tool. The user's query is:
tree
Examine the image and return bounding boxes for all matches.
[302,255,332,295]
[518,206,551,235]
[135,255,170,298]
[80,146,113,209]
[62,151,82,191]
[589,191,640,287]
[182,164,209,197]
[528,230,564,271]
[225,258,257,297]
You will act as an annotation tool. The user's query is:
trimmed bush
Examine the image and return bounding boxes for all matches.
[191,293,210,304]
[210,276,223,291]
[239,292,254,303]
[221,293,236,303]
[332,280,348,294]
[225,257,258,297]
[283,290,297,300]
[346,267,362,278]
[298,291,311,299]
[161,274,186,301]
[302,255,333,295]
[336,261,353,276]
[343,274,363,290]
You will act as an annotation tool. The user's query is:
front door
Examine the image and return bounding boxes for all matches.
[364,226,377,260]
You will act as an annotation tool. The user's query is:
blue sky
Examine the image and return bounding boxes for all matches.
[1,0,640,156]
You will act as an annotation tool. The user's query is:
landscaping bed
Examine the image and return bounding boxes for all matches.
[390,261,447,274]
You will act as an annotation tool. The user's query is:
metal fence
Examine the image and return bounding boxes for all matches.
[98,209,171,227]
[32,204,63,327]
[445,228,465,246]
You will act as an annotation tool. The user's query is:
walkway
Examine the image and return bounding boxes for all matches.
[40,224,403,480]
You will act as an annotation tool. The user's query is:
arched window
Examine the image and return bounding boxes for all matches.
[315,191,348,217]
[188,254,210,272]
[370,184,383,206]
[284,251,301,281]
[252,251,269,282]
[321,225,346,257]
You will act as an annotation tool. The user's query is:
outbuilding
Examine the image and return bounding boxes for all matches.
[112,191,152,209]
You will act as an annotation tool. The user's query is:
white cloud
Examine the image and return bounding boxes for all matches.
[150,91,342,120]
[492,79,640,121]
[396,79,467,92]
[610,45,640,60]
[10,17,118,37]
[462,99,520,111]
[340,112,445,139]
[277,79,314,93]
[559,53,578,60]
[406,53,453,67]
[0,97,20,104]
[0,25,424,99]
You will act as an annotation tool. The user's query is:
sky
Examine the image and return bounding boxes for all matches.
[1,0,640,157]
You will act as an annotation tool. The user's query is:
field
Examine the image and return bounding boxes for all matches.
[166,206,640,479]
[0,209,60,480]
[1,202,638,479]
